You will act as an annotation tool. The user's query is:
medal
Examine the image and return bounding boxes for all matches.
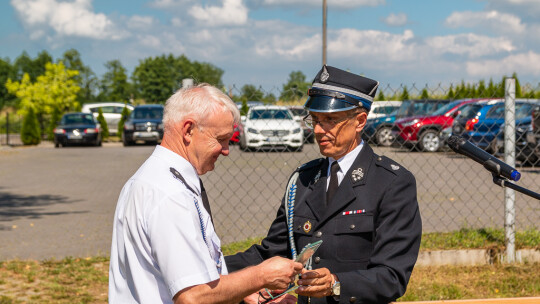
[303,220,312,233]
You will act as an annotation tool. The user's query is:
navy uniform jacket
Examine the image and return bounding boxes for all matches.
[225,144,422,304]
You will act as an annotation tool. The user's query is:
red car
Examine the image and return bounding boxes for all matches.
[230,123,243,144]
[392,99,486,152]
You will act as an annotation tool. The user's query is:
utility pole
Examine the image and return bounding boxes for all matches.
[322,0,327,66]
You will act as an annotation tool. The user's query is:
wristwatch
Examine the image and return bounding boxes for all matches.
[331,275,340,298]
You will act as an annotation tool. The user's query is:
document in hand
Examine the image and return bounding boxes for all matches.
[259,240,323,303]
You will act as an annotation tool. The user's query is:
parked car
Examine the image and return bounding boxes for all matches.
[230,123,243,144]
[525,105,540,158]
[363,99,449,147]
[451,99,503,137]
[122,104,164,146]
[239,105,303,151]
[461,99,539,152]
[81,102,134,135]
[288,106,314,143]
[53,112,102,147]
[392,99,484,152]
[369,100,402,119]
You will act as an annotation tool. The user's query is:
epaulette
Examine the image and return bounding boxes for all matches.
[374,154,404,175]
[296,158,325,172]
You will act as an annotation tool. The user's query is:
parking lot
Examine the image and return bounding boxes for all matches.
[0,141,538,260]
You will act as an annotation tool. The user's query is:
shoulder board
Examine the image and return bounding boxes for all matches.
[374,154,405,174]
[296,158,325,172]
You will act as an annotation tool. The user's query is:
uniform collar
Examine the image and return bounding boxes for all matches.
[154,145,201,194]
[328,140,364,177]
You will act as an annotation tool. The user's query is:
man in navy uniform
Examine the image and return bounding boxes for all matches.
[225,66,422,304]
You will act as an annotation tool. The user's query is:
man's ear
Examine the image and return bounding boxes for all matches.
[355,112,368,133]
[182,120,195,143]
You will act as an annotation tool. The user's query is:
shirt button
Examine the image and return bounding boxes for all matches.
[349,296,357,303]
[314,256,321,264]
[350,224,355,230]
[315,231,323,238]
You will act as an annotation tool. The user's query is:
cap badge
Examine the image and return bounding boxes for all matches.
[351,167,364,182]
[320,66,330,83]
[391,164,400,171]
[303,220,312,233]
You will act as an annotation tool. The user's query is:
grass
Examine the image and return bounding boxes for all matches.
[0,229,538,303]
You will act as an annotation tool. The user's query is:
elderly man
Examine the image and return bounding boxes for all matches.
[109,83,302,304]
[226,66,422,304]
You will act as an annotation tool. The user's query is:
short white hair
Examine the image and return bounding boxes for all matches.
[163,83,240,132]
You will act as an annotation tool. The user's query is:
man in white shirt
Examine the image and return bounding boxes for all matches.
[109,83,303,304]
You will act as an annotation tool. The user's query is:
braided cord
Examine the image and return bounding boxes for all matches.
[285,172,299,259]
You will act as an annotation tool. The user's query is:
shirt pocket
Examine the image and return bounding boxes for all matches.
[333,214,374,262]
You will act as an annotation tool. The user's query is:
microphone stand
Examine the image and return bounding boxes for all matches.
[484,160,540,200]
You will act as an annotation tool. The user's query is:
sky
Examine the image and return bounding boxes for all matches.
[1,0,540,94]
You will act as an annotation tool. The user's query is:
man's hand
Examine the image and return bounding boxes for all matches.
[296,268,333,298]
[257,256,303,290]
[243,290,297,304]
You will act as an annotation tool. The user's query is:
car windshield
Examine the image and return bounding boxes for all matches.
[133,107,163,119]
[289,108,307,117]
[394,100,446,117]
[61,114,95,125]
[394,100,413,116]
[457,104,484,119]
[430,100,461,116]
[250,109,292,120]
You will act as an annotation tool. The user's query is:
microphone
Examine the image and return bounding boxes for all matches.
[447,135,521,182]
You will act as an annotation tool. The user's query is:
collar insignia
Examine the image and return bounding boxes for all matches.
[351,167,364,182]
[391,164,400,171]
[313,170,321,184]
[320,65,330,83]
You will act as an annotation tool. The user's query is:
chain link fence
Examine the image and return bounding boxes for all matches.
[0,109,22,146]
[204,82,540,248]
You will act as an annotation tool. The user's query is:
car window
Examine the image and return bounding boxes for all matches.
[412,101,446,116]
[486,104,505,118]
[373,106,399,115]
[515,103,535,119]
[250,109,293,120]
[289,108,307,117]
[100,106,115,114]
[133,107,164,119]
[430,100,461,116]
[62,114,95,125]
[394,100,413,116]
[114,106,124,114]
[457,104,484,119]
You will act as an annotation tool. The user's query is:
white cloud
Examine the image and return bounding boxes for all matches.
[10,0,126,40]
[171,17,183,27]
[426,33,515,57]
[445,10,525,34]
[127,16,155,30]
[382,13,408,27]
[149,0,195,8]
[467,51,540,77]
[189,0,248,26]
[261,0,385,9]
[483,0,540,20]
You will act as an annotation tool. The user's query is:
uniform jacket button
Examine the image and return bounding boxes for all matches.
[314,256,321,264]
[349,296,357,303]
[350,224,355,230]
[315,231,322,238]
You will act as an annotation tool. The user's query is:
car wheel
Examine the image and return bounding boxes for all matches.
[376,126,394,147]
[55,142,59,148]
[419,130,441,152]
[289,145,303,152]
[123,136,133,147]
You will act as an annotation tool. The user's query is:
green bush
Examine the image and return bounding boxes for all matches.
[117,105,131,139]
[46,108,62,141]
[21,107,41,145]
[96,108,109,141]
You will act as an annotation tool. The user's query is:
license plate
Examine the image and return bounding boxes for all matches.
[68,134,82,139]
[139,132,154,137]
[266,137,282,142]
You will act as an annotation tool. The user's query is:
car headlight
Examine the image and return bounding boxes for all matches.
[124,122,134,130]
[247,128,259,134]
[401,119,420,127]
[292,128,301,134]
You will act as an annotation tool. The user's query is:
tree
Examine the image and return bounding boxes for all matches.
[446,85,455,99]
[46,106,62,141]
[117,105,131,138]
[420,88,429,99]
[62,49,98,103]
[511,72,522,98]
[240,84,264,102]
[240,100,249,116]
[96,107,109,141]
[0,57,16,110]
[400,86,410,100]
[99,60,130,102]
[376,90,386,101]
[14,50,53,82]
[6,62,80,135]
[280,71,310,102]
[20,106,41,145]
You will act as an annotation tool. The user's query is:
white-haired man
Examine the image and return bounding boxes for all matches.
[109,83,302,304]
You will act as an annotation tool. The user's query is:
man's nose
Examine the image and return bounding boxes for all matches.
[313,122,326,134]
[221,143,230,156]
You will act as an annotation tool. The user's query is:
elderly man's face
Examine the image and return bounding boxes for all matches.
[189,110,234,175]
[310,110,367,160]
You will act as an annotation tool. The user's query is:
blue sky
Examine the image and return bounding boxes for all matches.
[1,0,540,94]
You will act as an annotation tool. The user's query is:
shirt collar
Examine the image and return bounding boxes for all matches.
[154,145,201,194]
[329,140,364,175]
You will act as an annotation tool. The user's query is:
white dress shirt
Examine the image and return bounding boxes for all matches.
[327,140,364,189]
[109,145,227,304]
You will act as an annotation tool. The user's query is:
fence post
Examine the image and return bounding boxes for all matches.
[504,78,516,263]
[5,112,9,146]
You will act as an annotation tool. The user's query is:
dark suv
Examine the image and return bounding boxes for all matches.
[122,104,164,146]
[363,99,449,146]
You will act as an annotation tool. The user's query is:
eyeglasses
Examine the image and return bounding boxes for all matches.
[303,113,358,129]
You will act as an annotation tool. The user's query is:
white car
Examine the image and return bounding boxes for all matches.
[81,102,134,135]
[240,105,303,151]
[369,100,401,119]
